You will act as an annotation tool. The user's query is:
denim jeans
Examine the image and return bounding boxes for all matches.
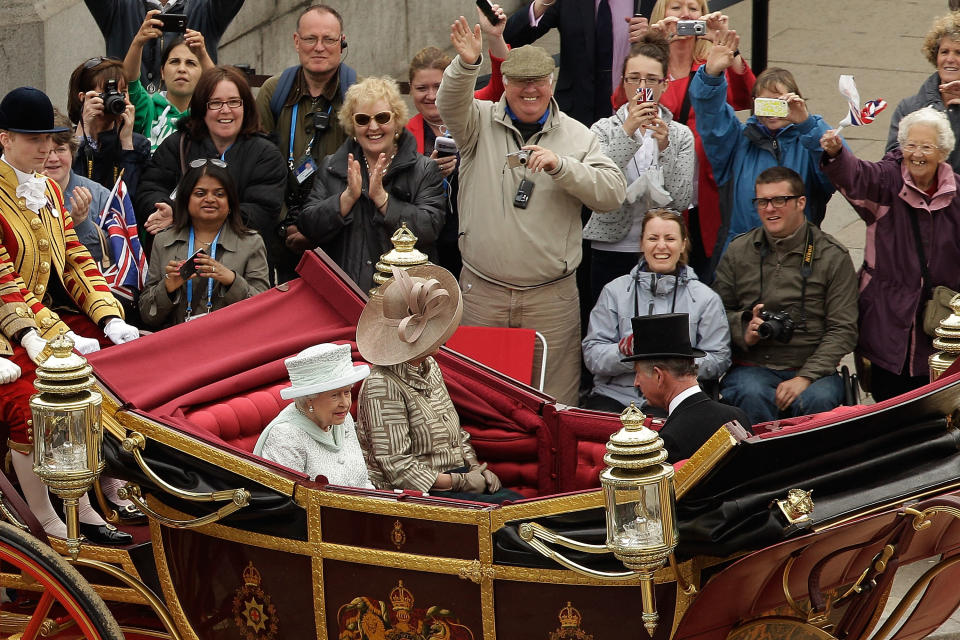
[720,366,844,425]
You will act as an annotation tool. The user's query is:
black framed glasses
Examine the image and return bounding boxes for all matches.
[352,111,393,127]
[206,98,243,111]
[752,195,801,210]
[189,158,227,169]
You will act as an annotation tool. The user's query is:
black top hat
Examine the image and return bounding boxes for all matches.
[0,87,69,134]
[620,313,706,362]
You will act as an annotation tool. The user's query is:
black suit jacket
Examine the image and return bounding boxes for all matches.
[660,392,752,463]
[504,1,636,126]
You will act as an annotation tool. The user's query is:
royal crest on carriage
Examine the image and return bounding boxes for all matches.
[232,561,279,640]
[337,580,474,640]
[548,602,593,640]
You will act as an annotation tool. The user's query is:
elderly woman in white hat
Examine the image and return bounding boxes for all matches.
[254,343,373,488]
[355,265,520,503]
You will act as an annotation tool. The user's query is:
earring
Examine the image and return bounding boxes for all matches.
[308,404,315,413]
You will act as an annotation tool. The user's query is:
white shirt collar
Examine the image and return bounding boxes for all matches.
[1,155,37,185]
[668,383,702,416]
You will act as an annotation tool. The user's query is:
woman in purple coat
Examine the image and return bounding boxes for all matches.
[820,107,960,401]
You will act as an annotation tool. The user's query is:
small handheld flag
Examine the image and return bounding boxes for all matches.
[837,74,887,133]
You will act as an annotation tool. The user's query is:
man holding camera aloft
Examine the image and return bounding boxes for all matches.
[713,167,858,424]
[436,18,626,406]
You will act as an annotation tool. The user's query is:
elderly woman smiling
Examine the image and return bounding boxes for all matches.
[297,77,445,292]
[254,343,373,488]
[821,107,960,401]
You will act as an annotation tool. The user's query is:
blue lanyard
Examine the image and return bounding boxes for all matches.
[220,144,231,162]
[288,103,331,169]
[185,225,222,318]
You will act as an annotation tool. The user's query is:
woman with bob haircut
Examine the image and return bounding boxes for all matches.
[138,161,269,327]
[822,107,960,401]
[68,56,151,196]
[135,65,286,269]
[298,76,445,292]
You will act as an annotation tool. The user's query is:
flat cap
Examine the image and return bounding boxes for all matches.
[501,45,555,79]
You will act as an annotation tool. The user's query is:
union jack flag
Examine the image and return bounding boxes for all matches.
[98,177,146,301]
[838,75,887,128]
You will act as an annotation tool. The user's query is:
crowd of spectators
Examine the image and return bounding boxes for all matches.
[5,0,960,503]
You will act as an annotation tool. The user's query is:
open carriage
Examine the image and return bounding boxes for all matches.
[3,248,960,640]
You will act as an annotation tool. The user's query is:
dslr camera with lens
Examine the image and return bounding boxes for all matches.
[99,79,127,116]
[757,309,795,343]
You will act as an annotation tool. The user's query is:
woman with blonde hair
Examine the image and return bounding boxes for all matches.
[298,77,445,292]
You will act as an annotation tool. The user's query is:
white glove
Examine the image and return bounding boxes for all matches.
[66,331,101,355]
[103,317,140,344]
[20,329,48,364]
[0,358,21,384]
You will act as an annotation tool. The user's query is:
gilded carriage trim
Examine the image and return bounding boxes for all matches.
[321,542,485,576]
[670,557,703,639]
[46,538,144,581]
[674,426,739,500]
[479,564,497,640]
[490,492,605,531]
[316,490,492,525]
[148,517,201,640]
[305,487,324,544]
[99,399,127,441]
[147,500,313,555]
[312,556,327,640]
[112,409,298,495]
[549,601,594,640]
[492,563,644,585]
[0,570,146,604]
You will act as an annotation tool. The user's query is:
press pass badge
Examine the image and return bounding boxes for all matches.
[294,156,317,184]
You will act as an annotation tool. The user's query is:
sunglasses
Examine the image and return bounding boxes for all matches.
[82,56,120,69]
[189,158,228,169]
[352,111,393,127]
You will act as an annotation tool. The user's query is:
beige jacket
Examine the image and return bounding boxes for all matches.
[436,56,627,288]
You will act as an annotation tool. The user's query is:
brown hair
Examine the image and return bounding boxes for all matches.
[755,166,805,196]
[67,57,126,124]
[185,66,261,139]
[622,32,671,78]
[923,13,960,67]
[752,67,801,99]
[51,110,77,154]
[640,208,690,266]
[649,0,712,62]
[409,47,451,83]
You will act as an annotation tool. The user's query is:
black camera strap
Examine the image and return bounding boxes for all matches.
[757,226,814,331]
[632,264,681,317]
[906,208,932,295]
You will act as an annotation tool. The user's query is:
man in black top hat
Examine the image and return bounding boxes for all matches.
[622,313,751,462]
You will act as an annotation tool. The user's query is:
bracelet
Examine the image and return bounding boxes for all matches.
[378,194,389,210]
[733,49,741,58]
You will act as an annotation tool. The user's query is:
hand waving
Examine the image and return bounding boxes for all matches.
[451,16,483,65]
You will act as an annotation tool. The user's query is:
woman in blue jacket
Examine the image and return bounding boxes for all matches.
[689,31,835,259]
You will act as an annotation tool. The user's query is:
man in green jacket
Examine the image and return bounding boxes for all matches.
[713,167,858,424]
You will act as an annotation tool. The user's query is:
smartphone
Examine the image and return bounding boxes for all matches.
[754,97,790,118]
[676,19,707,36]
[476,0,502,25]
[635,87,655,103]
[157,13,187,33]
[179,247,206,279]
[434,136,459,158]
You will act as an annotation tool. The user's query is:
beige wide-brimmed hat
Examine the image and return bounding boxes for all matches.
[356,265,463,366]
[280,343,370,399]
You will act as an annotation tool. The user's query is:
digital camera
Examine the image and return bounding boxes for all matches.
[757,309,795,343]
[676,19,707,36]
[99,79,126,116]
[506,150,529,169]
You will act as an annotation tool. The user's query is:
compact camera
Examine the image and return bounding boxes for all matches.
[757,309,795,343]
[676,19,707,36]
[506,150,529,169]
[434,136,459,158]
[100,79,127,116]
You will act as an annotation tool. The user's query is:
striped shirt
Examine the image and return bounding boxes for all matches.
[356,358,479,492]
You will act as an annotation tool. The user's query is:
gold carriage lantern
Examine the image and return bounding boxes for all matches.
[930,293,960,381]
[600,403,678,635]
[518,403,678,637]
[370,223,430,296]
[30,331,104,559]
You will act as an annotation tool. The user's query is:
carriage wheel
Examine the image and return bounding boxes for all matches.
[0,521,124,640]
